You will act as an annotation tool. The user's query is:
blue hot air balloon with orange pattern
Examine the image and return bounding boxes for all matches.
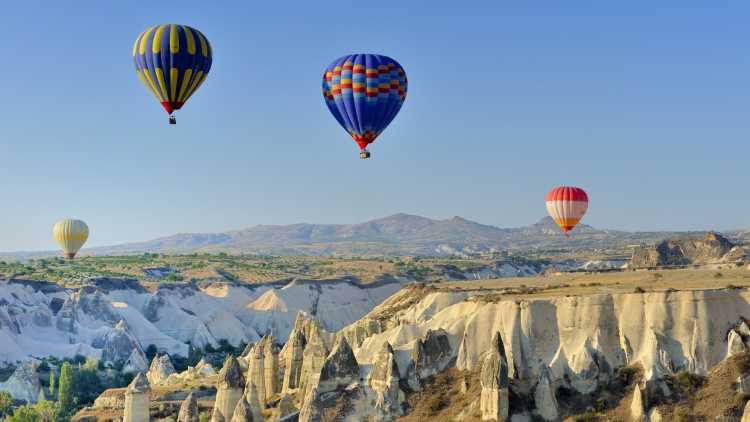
[322,54,408,159]
[132,25,213,124]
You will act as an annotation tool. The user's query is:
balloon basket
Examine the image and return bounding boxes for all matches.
[359,151,371,159]
[169,115,176,125]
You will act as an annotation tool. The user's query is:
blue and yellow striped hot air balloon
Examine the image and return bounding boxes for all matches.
[133,24,213,124]
[322,54,408,159]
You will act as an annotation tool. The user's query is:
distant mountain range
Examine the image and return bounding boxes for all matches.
[4,213,747,259]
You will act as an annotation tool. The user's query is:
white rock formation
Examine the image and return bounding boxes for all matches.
[243,382,265,422]
[298,323,330,400]
[243,333,281,404]
[273,394,298,420]
[230,393,256,422]
[281,326,306,392]
[99,320,143,365]
[76,285,750,422]
[147,354,176,385]
[123,372,150,422]
[264,334,281,399]
[231,379,264,422]
[727,329,747,358]
[196,358,216,376]
[738,373,750,394]
[565,337,602,394]
[177,392,199,422]
[738,320,750,337]
[0,362,42,403]
[649,407,664,422]
[352,289,750,391]
[265,339,280,397]
[244,277,402,340]
[338,317,385,350]
[317,336,359,394]
[533,365,558,421]
[123,347,149,374]
[0,276,401,365]
[405,328,453,391]
[369,342,405,420]
[480,332,509,421]
[743,399,750,422]
[246,338,267,402]
[298,385,322,422]
[211,356,246,422]
[630,383,647,422]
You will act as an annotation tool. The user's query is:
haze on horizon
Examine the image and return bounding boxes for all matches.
[0,1,748,251]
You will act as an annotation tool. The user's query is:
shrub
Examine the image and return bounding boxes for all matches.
[72,364,104,407]
[217,339,234,354]
[425,394,448,414]
[714,272,724,279]
[145,344,158,362]
[616,366,637,385]
[34,400,62,422]
[652,272,663,279]
[634,287,646,293]
[573,410,599,422]
[4,404,39,422]
[0,391,13,418]
[674,407,692,422]
[674,371,706,397]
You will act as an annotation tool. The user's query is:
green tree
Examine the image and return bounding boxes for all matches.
[4,405,39,422]
[217,339,233,354]
[71,365,103,406]
[0,391,13,418]
[58,362,73,414]
[83,357,98,371]
[187,343,203,367]
[34,399,62,422]
[48,370,56,397]
[36,361,50,373]
[37,388,47,403]
[145,344,158,362]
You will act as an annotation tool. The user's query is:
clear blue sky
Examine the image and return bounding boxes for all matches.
[0,1,748,251]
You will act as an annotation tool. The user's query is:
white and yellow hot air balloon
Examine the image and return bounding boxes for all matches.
[53,219,89,259]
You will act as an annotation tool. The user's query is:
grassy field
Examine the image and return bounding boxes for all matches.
[0,253,506,286]
[5,250,743,293]
[437,265,750,299]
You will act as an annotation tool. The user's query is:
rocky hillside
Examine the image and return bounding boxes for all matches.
[630,232,747,269]
[3,214,706,259]
[75,281,750,422]
[0,276,402,369]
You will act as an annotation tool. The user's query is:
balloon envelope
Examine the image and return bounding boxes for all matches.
[53,219,89,259]
[545,186,589,235]
[133,25,213,116]
[322,54,407,151]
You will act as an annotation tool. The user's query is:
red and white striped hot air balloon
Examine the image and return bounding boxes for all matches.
[545,186,589,237]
